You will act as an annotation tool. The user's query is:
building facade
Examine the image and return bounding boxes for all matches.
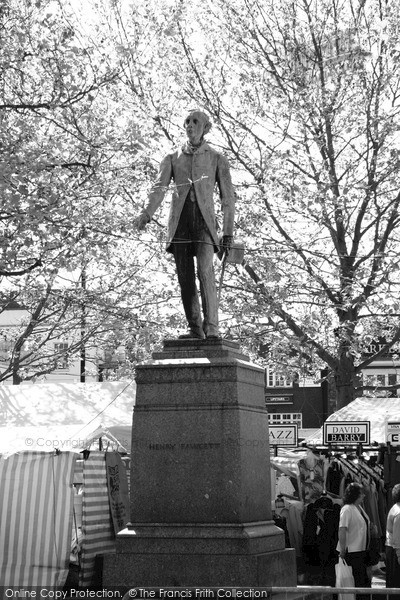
[361,340,400,397]
[264,368,329,435]
[0,302,99,384]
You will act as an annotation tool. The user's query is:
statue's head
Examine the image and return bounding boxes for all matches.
[183,110,212,145]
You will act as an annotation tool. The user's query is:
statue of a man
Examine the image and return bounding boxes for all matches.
[134,110,235,340]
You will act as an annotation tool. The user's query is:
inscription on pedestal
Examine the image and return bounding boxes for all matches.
[149,442,222,451]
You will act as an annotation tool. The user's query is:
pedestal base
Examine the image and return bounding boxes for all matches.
[103,340,296,587]
[104,527,295,587]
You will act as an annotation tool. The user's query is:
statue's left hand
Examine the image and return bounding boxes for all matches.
[220,235,233,257]
[134,210,150,231]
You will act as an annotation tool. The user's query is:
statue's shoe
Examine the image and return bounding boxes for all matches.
[178,330,205,340]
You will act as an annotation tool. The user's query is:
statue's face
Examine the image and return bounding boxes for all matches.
[184,112,206,145]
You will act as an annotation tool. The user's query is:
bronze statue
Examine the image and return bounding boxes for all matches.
[134,110,235,339]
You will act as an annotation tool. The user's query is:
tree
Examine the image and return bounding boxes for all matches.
[143,0,400,408]
[0,0,182,383]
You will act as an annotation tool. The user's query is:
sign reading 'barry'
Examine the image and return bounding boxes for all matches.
[323,421,370,445]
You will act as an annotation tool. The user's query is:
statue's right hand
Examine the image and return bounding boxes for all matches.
[134,211,150,231]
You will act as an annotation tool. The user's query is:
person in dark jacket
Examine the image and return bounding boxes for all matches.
[302,494,340,585]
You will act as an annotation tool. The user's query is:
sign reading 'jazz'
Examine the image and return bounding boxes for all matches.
[269,424,298,447]
[323,421,370,445]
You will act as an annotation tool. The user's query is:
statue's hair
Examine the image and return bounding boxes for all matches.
[183,110,212,135]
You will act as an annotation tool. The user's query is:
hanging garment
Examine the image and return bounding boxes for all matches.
[281,500,304,557]
[363,481,382,538]
[298,451,326,502]
[105,452,130,535]
[276,474,296,498]
[326,461,344,496]
[302,495,341,586]
[377,479,388,536]
[385,453,400,485]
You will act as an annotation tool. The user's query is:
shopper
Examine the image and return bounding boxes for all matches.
[337,482,371,594]
[386,483,400,589]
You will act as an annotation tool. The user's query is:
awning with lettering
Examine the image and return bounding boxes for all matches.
[304,396,400,445]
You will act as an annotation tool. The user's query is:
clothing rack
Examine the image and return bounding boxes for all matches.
[335,454,363,479]
[329,453,382,486]
[302,442,384,454]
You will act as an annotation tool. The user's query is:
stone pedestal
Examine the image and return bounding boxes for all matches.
[103,339,296,587]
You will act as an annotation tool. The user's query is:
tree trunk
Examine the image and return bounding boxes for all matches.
[12,371,22,385]
[334,353,357,410]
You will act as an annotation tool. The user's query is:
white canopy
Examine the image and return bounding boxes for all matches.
[270,448,308,477]
[0,381,135,454]
[0,423,132,455]
[304,396,400,445]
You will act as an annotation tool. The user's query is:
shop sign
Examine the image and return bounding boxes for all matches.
[386,421,400,445]
[269,424,298,447]
[265,395,293,404]
[323,421,370,445]
[363,338,399,357]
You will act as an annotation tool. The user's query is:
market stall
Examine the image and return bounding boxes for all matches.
[268,397,400,585]
[0,446,129,588]
[0,382,134,588]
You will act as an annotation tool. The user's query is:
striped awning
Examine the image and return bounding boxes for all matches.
[80,452,116,587]
[0,451,76,586]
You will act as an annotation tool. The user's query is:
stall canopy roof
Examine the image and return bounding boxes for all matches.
[0,423,132,456]
[270,448,308,477]
[0,381,135,455]
[304,396,400,445]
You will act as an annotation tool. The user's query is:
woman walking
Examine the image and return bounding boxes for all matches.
[337,482,371,596]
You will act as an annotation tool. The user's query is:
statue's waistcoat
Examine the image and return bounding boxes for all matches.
[147,143,235,252]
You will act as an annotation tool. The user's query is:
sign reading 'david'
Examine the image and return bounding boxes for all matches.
[323,421,370,445]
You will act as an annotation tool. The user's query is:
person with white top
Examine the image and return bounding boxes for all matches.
[386,483,400,589]
[337,482,371,594]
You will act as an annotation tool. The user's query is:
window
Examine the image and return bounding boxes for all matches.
[54,342,69,369]
[377,374,385,386]
[268,413,302,427]
[0,338,12,361]
[266,369,292,388]
[363,374,376,387]
[362,372,400,397]
[297,375,320,388]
